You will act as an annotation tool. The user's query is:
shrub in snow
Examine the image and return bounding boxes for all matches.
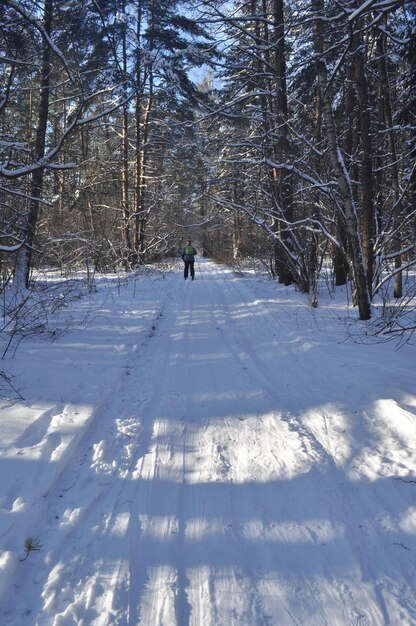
[20,537,42,561]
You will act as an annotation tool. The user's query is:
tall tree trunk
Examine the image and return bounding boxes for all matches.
[13,0,53,292]
[134,3,154,263]
[121,103,132,266]
[334,63,355,286]
[272,0,295,286]
[133,0,143,265]
[134,70,153,263]
[352,24,375,298]
[120,0,133,268]
[377,29,402,298]
[312,0,371,320]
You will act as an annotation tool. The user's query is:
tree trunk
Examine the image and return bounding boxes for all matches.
[13,0,53,292]
[312,0,371,320]
[134,72,153,263]
[134,3,154,263]
[377,29,402,298]
[120,0,133,268]
[272,0,294,286]
[352,25,374,298]
[334,63,356,287]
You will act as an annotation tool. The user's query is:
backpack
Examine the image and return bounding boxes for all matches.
[185,245,193,255]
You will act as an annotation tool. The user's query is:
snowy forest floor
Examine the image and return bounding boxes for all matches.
[0,258,415,626]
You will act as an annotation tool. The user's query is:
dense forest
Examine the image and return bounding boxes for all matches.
[1,0,415,320]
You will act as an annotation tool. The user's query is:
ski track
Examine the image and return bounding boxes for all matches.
[1,260,415,626]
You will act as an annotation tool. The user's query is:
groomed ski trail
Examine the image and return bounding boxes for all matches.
[2,260,415,626]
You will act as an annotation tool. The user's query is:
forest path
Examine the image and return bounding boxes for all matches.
[1,260,415,626]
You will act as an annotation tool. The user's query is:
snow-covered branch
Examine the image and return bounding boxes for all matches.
[348,0,406,22]
[4,0,75,82]
[0,91,134,180]
[0,242,24,253]
[373,258,416,294]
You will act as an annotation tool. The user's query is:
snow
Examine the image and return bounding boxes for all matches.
[1,259,415,625]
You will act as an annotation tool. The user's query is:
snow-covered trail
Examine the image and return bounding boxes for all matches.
[1,260,416,626]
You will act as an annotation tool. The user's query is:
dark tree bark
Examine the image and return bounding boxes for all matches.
[13,0,53,291]
[377,29,402,298]
[120,0,133,268]
[134,2,154,263]
[312,0,371,320]
[271,0,295,286]
[352,24,375,298]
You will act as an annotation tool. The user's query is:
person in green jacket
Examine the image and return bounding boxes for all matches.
[181,240,197,280]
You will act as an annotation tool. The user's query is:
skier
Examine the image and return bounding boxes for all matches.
[181,240,197,280]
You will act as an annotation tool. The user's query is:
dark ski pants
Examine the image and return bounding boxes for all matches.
[184,261,195,279]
